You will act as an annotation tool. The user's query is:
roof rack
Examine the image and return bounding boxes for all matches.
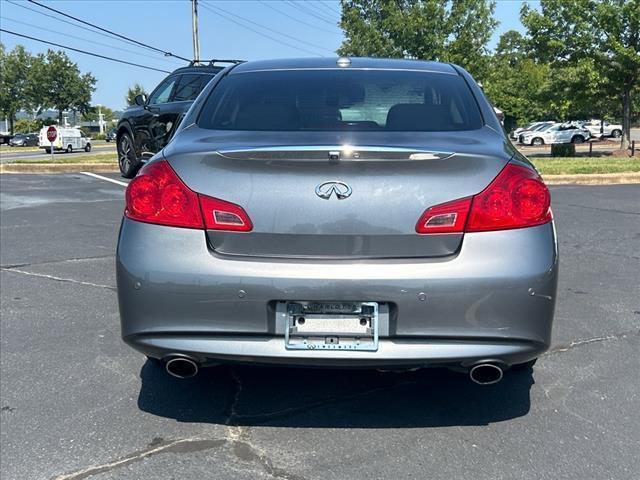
[188,59,245,67]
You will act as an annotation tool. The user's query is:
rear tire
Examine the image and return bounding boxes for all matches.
[531,137,544,146]
[571,135,585,144]
[66,145,73,153]
[117,132,140,178]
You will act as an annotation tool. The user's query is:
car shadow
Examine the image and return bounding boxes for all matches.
[137,360,533,428]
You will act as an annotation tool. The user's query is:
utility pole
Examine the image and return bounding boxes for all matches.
[191,0,200,64]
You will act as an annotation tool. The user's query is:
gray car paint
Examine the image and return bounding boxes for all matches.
[117,57,558,368]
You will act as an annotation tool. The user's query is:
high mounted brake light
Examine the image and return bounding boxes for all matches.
[416,163,552,234]
[125,160,252,231]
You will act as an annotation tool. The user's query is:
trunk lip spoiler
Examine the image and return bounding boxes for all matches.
[215,145,455,161]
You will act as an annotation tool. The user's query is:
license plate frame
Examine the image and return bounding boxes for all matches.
[284,301,379,351]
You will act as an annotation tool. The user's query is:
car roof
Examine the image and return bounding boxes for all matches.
[230,57,459,75]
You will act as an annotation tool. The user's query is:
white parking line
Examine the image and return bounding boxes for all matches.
[80,171,128,188]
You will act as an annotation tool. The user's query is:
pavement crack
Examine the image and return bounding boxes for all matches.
[565,203,640,216]
[1,267,115,291]
[231,439,307,480]
[0,253,114,270]
[545,329,639,355]
[50,437,225,480]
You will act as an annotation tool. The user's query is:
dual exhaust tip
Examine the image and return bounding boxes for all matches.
[469,363,504,385]
[163,356,504,385]
[165,356,199,379]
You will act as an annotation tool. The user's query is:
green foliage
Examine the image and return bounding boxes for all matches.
[521,0,640,147]
[13,118,43,133]
[337,0,498,82]
[125,83,148,106]
[551,143,577,157]
[0,44,33,133]
[30,50,97,122]
[82,105,116,123]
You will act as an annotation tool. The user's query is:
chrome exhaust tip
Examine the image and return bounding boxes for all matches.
[469,363,504,385]
[165,356,199,379]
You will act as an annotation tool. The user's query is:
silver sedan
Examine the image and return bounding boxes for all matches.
[117,57,558,385]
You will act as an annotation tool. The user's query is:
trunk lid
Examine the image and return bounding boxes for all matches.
[166,127,512,259]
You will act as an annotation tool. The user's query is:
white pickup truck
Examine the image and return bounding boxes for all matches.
[38,126,92,153]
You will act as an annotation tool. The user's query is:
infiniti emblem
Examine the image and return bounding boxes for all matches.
[315,181,352,200]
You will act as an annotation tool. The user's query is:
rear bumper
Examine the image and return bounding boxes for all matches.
[125,334,546,368]
[117,219,558,367]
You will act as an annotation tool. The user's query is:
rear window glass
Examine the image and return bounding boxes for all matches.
[198,70,483,132]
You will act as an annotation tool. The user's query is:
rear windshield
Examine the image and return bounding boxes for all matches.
[198,70,483,132]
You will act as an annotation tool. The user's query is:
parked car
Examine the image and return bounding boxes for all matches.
[512,121,552,140]
[105,129,117,142]
[116,60,242,178]
[519,122,590,145]
[581,119,622,139]
[0,132,14,145]
[38,126,92,153]
[9,133,39,147]
[117,57,557,384]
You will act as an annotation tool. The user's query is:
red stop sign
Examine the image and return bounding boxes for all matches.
[46,126,57,143]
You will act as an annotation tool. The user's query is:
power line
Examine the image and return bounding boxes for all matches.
[313,1,341,16]
[26,0,191,61]
[5,0,182,64]
[0,29,172,74]
[199,3,326,56]
[285,1,338,25]
[257,0,339,34]
[301,1,339,21]
[202,1,333,53]
[2,16,180,66]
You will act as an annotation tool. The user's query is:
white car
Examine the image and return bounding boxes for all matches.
[512,121,553,140]
[581,120,622,139]
[520,123,591,146]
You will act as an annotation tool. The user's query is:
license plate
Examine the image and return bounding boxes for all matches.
[284,301,378,351]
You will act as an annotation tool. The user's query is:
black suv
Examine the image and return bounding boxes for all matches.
[116,61,241,177]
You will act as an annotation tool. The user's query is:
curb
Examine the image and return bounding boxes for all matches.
[1,163,639,185]
[542,172,640,185]
[0,163,119,174]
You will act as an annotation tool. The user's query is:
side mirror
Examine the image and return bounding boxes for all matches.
[134,94,147,107]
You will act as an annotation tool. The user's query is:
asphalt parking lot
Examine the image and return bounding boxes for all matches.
[1,173,639,480]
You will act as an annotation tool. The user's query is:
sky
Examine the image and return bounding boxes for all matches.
[0,0,539,110]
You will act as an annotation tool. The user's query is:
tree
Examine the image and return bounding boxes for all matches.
[0,44,33,134]
[522,0,640,148]
[125,83,148,106]
[31,50,96,123]
[82,105,115,123]
[337,0,498,82]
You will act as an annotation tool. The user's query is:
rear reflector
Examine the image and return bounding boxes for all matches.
[125,160,252,231]
[415,163,551,234]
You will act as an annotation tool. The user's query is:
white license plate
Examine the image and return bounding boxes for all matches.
[284,301,378,351]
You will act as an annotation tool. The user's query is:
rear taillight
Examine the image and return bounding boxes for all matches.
[415,163,551,234]
[416,198,472,234]
[199,195,252,231]
[125,160,252,231]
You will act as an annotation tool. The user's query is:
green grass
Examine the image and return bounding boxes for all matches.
[531,157,639,175]
[9,153,117,164]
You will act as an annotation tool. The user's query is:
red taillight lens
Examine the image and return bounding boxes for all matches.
[415,164,551,234]
[125,159,253,231]
[125,160,203,228]
[416,197,472,234]
[466,164,551,232]
[199,195,253,231]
